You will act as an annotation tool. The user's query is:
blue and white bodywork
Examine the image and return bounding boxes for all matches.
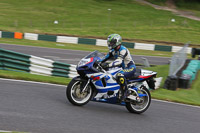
[67,50,157,113]
[87,68,121,103]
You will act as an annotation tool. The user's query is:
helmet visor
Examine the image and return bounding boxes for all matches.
[107,39,117,49]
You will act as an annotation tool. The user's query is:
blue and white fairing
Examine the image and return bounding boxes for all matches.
[86,67,121,101]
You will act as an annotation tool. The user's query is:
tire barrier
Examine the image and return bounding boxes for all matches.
[164,60,200,90]
[179,60,200,89]
[164,75,178,91]
[191,48,200,58]
[0,31,192,53]
[0,48,77,78]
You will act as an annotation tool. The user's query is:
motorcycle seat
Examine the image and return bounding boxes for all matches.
[127,68,141,80]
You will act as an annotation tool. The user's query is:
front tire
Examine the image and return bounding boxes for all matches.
[66,79,93,106]
[125,86,151,114]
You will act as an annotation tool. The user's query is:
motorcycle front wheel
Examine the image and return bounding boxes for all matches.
[66,79,93,106]
[125,86,151,114]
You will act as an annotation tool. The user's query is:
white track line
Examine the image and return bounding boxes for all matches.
[0,78,66,87]
[0,78,200,109]
[152,99,200,109]
[0,130,11,133]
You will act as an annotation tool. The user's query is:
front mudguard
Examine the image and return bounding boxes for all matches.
[72,76,88,82]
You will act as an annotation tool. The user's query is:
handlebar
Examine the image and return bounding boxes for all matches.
[97,64,107,73]
[92,60,108,73]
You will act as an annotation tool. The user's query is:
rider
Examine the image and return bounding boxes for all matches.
[99,34,136,100]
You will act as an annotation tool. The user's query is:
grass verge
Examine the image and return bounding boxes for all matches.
[0,0,200,44]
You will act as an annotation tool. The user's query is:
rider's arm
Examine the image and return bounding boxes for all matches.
[108,49,127,67]
[99,51,113,63]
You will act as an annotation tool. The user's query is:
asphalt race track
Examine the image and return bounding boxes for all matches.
[0,43,170,65]
[0,78,200,133]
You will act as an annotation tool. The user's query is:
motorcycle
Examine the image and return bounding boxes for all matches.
[66,51,157,114]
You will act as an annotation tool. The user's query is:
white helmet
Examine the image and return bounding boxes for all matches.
[107,34,122,50]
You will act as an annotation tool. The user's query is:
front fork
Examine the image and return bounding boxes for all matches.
[81,79,90,93]
[73,76,90,93]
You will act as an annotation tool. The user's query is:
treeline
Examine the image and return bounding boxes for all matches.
[174,0,200,2]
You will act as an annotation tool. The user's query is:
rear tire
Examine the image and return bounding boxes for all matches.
[125,86,151,114]
[66,79,93,106]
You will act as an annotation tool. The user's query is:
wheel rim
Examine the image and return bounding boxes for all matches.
[70,81,92,104]
[130,89,150,112]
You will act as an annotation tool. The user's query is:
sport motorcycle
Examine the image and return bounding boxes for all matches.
[66,51,157,114]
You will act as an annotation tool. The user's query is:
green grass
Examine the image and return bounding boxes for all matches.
[146,0,200,23]
[1,64,200,106]
[0,0,200,44]
[192,10,200,18]
[145,65,200,106]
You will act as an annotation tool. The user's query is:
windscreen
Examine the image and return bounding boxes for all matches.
[83,50,105,59]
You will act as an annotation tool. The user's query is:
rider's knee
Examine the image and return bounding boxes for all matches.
[116,73,126,85]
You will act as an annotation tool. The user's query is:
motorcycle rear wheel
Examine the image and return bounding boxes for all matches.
[125,86,151,114]
[66,79,93,106]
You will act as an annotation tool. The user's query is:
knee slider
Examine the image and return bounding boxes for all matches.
[119,77,125,85]
[116,73,125,85]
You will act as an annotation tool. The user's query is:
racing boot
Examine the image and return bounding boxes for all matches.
[116,73,128,102]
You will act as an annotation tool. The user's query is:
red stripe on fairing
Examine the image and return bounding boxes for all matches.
[87,57,94,64]
[90,57,94,62]
[138,75,152,79]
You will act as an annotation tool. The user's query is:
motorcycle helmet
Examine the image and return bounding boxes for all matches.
[107,34,122,50]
